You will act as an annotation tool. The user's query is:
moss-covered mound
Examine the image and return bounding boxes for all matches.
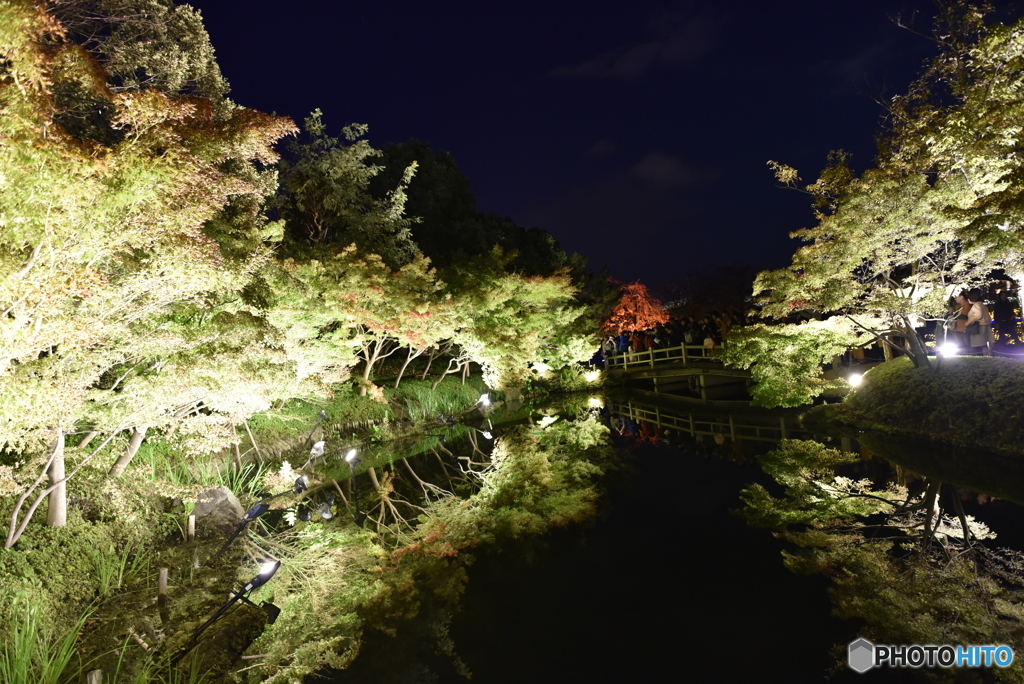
[808,356,1024,453]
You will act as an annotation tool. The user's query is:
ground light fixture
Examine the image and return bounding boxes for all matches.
[584,370,600,382]
[478,393,490,407]
[939,342,959,358]
[848,373,864,387]
[217,476,310,557]
[177,559,282,662]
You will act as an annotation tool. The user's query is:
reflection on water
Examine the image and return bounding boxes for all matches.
[334,393,907,682]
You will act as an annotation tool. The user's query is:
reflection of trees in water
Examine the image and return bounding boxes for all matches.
[741,440,1024,675]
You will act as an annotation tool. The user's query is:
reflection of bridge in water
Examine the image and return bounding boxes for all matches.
[609,392,810,444]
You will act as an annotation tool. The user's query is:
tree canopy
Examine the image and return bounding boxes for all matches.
[735,1,1024,404]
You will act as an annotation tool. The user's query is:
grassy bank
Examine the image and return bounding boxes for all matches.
[0,371,609,682]
[806,356,1024,453]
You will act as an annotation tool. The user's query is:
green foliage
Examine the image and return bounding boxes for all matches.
[388,376,487,423]
[51,0,232,101]
[815,356,1024,452]
[0,594,91,684]
[753,4,1024,376]
[369,139,572,277]
[723,318,864,407]
[277,110,418,267]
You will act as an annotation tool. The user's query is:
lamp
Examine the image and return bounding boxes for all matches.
[177,559,282,661]
[345,450,365,527]
[243,560,281,592]
[848,373,863,387]
[217,476,310,556]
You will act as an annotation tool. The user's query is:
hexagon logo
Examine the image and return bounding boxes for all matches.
[848,638,875,673]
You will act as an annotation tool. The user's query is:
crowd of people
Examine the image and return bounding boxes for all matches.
[600,309,747,362]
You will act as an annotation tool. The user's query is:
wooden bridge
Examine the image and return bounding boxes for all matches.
[609,392,810,444]
[605,342,721,370]
[605,343,753,401]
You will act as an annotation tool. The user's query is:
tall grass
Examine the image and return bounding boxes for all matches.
[0,598,92,684]
[88,542,146,597]
[388,376,488,422]
[139,447,267,496]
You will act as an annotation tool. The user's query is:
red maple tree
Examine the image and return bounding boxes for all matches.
[602,280,670,334]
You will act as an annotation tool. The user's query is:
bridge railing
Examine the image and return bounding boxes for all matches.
[605,343,723,370]
[610,400,807,444]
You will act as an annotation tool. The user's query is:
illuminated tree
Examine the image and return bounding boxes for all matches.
[601,280,669,334]
[0,0,294,535]
[444,249,588,390]
[277,110,418,269]
[743,2,1024,405]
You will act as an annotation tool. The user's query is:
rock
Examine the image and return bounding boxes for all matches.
[193,486,244,537]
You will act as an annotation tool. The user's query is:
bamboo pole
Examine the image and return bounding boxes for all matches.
[158,568,169,607]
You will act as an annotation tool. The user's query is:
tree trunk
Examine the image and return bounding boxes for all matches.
[77,430,97,449]
[432,358,463,390]
[108,426,148,478]
[419,347,439,380]
[394,347,424,388]
[902,319,932,370]
[46,430,66,527]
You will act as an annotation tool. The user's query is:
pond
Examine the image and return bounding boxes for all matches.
[331,394,922,682]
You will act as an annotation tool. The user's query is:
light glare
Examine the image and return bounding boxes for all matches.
[848,373,863,387]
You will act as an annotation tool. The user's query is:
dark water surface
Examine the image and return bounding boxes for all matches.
[339,432,907,682]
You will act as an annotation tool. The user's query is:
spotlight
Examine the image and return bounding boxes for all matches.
[243,502,271,522]
[345,449,361,468]
[939,342,959,358]
[479,393,491,407]
[848,373,863,387]
[309,441,325,458]
[293,475,309,493]
[241,560,280,592]
[584,370,600,382]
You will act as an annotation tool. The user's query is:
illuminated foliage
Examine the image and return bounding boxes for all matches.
[601,280,669,334]
[722,318,866,407]
[753,3,1024,382]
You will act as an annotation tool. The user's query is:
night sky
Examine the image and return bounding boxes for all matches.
[191,1,1022,288]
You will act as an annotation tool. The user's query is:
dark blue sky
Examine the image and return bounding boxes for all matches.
[190,0,1023,287]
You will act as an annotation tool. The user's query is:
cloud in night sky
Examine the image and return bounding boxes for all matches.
[824,41,900,98]
[587,138,617,158]
[521,153,719,284]
[550,14,714,79]
[628,152,719,188]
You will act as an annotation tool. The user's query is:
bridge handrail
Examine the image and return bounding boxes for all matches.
[606,342,723,369]
[610,401,807,444]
